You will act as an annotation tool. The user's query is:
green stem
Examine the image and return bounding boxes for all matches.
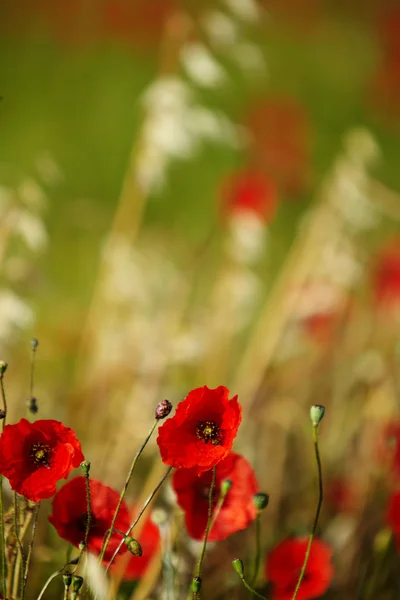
[238,574,268,600]
[291,424,323,600]
[12,492,26,598]
[251,509,262,590]
[63,586,69,600]
[194,466,217,588]
[105,465,172,573]
[36,558,79,600]
[30,348,36,398]
[22,502,41,598]
[1,376,8,428]
[98,419,158,564]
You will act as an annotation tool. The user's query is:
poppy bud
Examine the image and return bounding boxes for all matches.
[232,558,244,577]
[0,409,5,420]
[155,399,173,420]
[191,577,202,593]
[30,338,39,351]
[0,361,7,377]
[221,479,233,496]
[72,575,84,592]
[27,397,38,414]
[310,405,325,426]
[253,492,269,510]
[125,535,142,556]
[80,461,91,475]
[63,571,72,588]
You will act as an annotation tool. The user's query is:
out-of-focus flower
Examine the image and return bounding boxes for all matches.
[16,211,48,252]
[0,419,84,502]
[377,421,400,478]
[326,477,360,514]
[386,490,400,549]
[372,239,400,311]
[202,10,238,47]
[49,477,130,562]
[223,0,262,23]
[290,282,348,344]
[244,96,313,197]
[220,169,278,224]
[157,386,242,474]
[181,43,227,88]
[111,514,160,580]
[377,5,400,57]
[173,452,258,541]
[265,537,334,600]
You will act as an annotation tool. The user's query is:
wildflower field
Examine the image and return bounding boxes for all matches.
[1,1,400,598]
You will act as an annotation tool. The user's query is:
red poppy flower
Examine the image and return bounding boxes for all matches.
[372,239,400,310]
[220,169,278,224]
[157,386,242,474]
[244,96,312,197]
[0,419,84,502]
[266,537,334,600]
[173,451,258,541]
[112,514,161,579]
[49,477,130,562]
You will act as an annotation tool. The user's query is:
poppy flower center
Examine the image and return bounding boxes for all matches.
[29,443,52,468]
[196,420,223,445]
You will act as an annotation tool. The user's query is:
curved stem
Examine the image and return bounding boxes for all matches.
[23,502,41,598]
[251,509,262,590]
[105,466,172,573]
[1,376,8,428]
[291,424,323,600]
[99,419,158,564]
[36,558,79,600]
[194,466,217,589]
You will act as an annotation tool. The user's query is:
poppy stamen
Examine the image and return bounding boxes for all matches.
[30,442,52,468]
[196,420,223,445]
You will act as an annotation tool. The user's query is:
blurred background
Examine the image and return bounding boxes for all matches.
[2,0,400,597]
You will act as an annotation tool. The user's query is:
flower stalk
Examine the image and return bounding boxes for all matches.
[99,419,158,564]
[192,466,217,599]
[232,559,268,600]
[291,410,324,600]
[0,362,8,597]
[105,465,172,573]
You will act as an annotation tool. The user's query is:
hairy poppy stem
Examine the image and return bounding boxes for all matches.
[191,466,217,599]
[22,502,40,599]
[291,423,323,600]
[251,508,262,590]
[11,492,26,598]
[99,419,158,565]
[232,559,268,599]
[105,465,172,573]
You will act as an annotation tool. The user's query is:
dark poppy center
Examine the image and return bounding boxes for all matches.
[29,443,52,468]
[196,420,223,445]
[76,513,99,535]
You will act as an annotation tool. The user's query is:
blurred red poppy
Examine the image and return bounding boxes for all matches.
[49,477,130,562]
[386,490,400,549]
[157,386,242,475]
[0,418,83,502]
[372,239,400,310]
[266,537,334,600]
[220,169,278,224]
[173,451,258,541]
[112,514,160,579]
[244,96,313,197]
